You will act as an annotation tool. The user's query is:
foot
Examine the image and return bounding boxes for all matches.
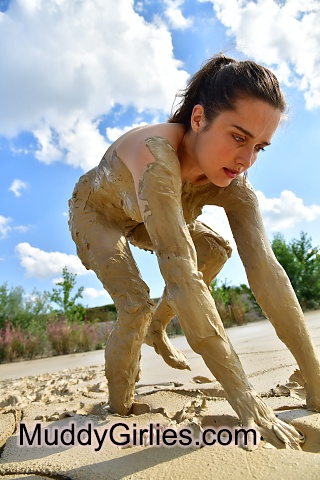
[145,323,191,370]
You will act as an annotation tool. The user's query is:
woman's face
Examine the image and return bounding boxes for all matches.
[190,98,282,187]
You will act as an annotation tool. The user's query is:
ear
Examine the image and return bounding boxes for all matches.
[190,104,206,132]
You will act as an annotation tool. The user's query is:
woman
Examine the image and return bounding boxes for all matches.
[69,54,320,449]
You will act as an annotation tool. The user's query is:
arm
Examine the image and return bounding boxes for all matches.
[134,137,304,448]
[217,177,320,410]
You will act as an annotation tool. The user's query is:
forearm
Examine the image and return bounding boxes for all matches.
[138,138,224,342]
[138,137,253,394]
[221,178,320,398]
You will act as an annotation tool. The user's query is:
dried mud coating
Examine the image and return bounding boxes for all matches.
[69,135,320,448]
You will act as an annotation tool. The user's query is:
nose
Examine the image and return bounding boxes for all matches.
[236,147,254,170]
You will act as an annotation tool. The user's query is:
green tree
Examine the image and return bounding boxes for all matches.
[0,283,49,331]
[271,232,320,310]
[210,280,253,327]
[48,267,86,322]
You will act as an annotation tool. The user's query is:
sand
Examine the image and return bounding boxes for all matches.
[0,311,319,479]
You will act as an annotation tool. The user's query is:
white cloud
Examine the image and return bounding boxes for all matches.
[9,179,28,197]
[256,189,320,231]
[15,242,91,279]
[106,121,148,143]
[83,287,112,301]
[34,116,110,171]
[0,215,12,239]
[13,225,30,234]
[203,0,320,109]
[197,190,320,246]
[0,215,29,239]
[198,205,236,249]
[164,0,193,30]
[1,0,189,170]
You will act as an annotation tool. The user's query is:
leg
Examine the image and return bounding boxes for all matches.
[69,205,154,415]
[127,223,187,368]
[144,220,232,369]
[144,288,191,369]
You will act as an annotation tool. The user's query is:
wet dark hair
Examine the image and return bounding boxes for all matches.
[168,54,286,129]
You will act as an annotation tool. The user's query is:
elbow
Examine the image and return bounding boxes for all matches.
[157,254,205,292]
[248,255,294,303]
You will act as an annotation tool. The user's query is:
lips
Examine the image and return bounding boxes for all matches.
[223,167,238,179]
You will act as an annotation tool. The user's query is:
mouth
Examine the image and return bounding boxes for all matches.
[223,167,239,179]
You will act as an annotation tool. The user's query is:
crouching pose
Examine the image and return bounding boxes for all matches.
[69,54,320,449]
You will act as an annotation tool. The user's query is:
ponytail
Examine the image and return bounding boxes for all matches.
[168,54,286,129]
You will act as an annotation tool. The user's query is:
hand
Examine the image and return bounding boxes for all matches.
[233,389,304,450]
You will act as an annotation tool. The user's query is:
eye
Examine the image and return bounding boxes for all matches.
[233,134,245,143]
[255,145,266,153]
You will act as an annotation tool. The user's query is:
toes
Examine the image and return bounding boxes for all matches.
[147,333,191,370]
[166,354,191,370]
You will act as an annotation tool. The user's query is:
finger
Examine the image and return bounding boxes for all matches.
[259,425,284,449]
[238,418,261,451]
[272,424,302,451]
[276,419,305,442]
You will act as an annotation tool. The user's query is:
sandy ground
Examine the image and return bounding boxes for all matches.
[0,311,320,479]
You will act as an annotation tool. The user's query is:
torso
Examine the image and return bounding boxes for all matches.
[72,123,223,236]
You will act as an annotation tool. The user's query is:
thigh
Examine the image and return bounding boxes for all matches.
[70,204,152,309]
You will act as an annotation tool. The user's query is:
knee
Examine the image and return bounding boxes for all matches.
[105,299,154,353]
[197,237,231,285]
[115,295,155,333]
[211,239,231,267]
[190,223,232,276]
[159,256,204,293]
[206,230,232,262]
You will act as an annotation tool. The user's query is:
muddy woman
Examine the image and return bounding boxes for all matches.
[69,54,320,449]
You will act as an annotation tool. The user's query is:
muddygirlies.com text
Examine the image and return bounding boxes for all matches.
[18,421,259,451]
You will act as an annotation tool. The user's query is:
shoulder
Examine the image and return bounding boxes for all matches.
[116,123,185,160]
[113,123,185,188]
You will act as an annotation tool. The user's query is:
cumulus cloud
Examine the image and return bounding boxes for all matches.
[83,287,112,301]
[202,0,320,109]
[9,179,28,197]
[15,242,91,279]
[106,121,148,143]
[0,215,12,239]
[198,205,236,248]
[1,0,188,170]
[198,190,320,245]
[34,117,110,171]
[256,189,320,231]
[0,215,29,239]
[164,0,193,30]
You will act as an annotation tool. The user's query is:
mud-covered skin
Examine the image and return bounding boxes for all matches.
[69,136,320,446]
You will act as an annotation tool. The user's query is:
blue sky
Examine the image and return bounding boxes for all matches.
[1,0,320,308]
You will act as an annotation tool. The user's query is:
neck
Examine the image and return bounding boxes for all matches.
[177,130,208,185]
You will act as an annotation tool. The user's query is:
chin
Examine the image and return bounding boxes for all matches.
[211,179,233,188]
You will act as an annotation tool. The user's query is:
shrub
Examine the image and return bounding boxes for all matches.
[46,317,100,356]
[0,320,46,362]
[210,280,257,327]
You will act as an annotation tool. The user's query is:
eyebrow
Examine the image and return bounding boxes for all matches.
[232,124,271,146]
